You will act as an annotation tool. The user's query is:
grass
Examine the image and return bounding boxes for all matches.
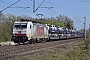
[13,39,90,60]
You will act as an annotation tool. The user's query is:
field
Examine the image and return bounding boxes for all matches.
[13,37,90,60]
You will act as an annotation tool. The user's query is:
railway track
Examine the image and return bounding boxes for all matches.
[0,38,82,60]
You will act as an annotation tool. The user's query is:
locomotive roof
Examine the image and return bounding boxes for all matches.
[14,21,45,26]
[20,19,42,23]
[14,21,28,23]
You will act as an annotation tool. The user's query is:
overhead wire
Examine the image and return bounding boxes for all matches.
[0,0,20,12]
[0,0,32,12]
[48,0,74,18]
[0,0,53,17]
[29,0,54,17]
[31,0,60,16]
[36,0,60,16]
[33,0,45,13]
[48,0,84,30]
[30,0,60,16]
[17,0,33,12]
[0,0,61,17]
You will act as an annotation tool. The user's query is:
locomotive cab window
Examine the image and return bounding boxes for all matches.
[30,25,31,29]
[21,23,27,28]
[14,23,27,28]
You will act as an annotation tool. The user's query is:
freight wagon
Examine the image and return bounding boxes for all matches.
[46,24,84,40]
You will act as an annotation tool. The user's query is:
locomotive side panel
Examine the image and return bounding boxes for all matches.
[32,23,48,39]
[26,22,33,40]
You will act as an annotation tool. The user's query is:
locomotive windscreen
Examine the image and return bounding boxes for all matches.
[14,23,27,28]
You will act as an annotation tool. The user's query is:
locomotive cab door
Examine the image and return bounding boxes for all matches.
[27,22,33,40]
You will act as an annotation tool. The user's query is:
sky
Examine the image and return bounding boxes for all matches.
[0,0,90,30]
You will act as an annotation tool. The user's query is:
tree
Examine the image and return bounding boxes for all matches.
[56,15,74,29]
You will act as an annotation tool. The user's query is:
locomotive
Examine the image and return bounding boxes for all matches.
[12,20,84,44]
[12,20,49,43]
